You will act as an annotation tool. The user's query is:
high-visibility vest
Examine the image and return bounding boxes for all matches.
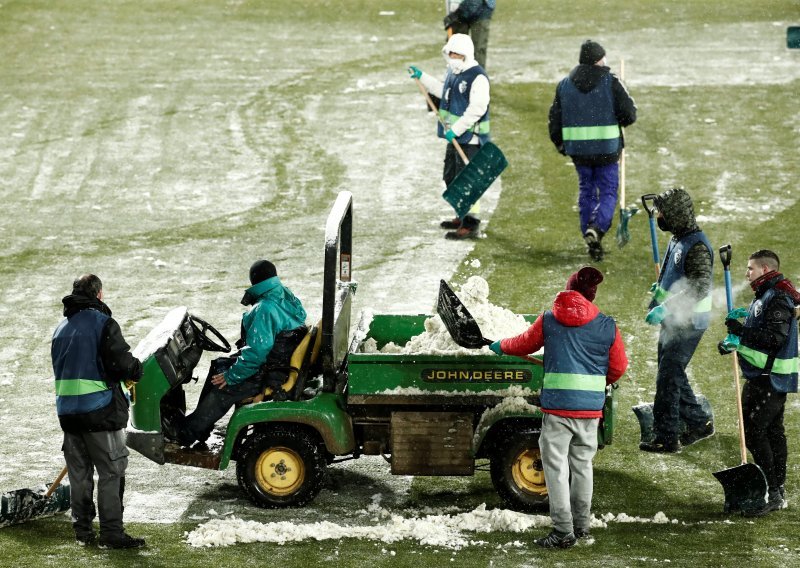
[52,309,113,416]
[559,72,621,157]
[739,288,799,393]
[540,311,615,414]
[438,65,491,145]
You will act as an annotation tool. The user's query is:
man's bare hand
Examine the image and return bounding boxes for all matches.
[211,373,227,389]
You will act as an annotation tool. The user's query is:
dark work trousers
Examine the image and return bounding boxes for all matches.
[443,142,481,227]
[653,325,711,442]
[574,163,619,235]
[180,356,263,445]
[742,375,787,490]
[62,429,128,539]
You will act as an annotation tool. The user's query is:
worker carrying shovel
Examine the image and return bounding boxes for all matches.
[409,33,492,240]
[718,249,799,516]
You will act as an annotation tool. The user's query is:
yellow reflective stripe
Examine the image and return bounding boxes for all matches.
[438,110,490,134]
[694,294,713,313]
[562,125,621,141]
[55,379,109,396]
[543,372,606,391]
[738,345,799,374]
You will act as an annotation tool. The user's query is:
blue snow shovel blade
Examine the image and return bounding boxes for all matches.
[713,463,768,514]
[0,484,71,528]
[442,142,508,219]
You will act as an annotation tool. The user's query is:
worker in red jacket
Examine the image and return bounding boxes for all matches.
[490,266,627,548]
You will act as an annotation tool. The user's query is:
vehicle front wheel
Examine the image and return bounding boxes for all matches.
[490,433,549,512]
[236,426,327,508]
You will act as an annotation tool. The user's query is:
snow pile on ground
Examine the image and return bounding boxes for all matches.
[185,502,551,549]
[362,276,531,356]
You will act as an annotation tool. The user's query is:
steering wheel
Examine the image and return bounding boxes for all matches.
[188,315,231,353]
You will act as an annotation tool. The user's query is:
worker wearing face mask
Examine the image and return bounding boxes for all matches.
[408,33,491,240]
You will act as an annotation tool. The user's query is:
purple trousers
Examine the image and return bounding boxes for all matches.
[574,163,619,235]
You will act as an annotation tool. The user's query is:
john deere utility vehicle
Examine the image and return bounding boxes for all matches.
[127,191,618,511]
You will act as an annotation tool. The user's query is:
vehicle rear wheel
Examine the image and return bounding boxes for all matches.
[236,426,327,508]
[490,433,549,512]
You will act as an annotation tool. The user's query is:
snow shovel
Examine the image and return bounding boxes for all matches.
[641,193,661,279]
[413,78,508,219]
[712,244,768,514]
[0,466,71,528]
[436,279,542,365]
[615,60,638,248]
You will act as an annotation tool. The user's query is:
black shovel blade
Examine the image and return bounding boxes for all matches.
[436,279,491,349]
[0,484,71,528]
[712,463,768,514]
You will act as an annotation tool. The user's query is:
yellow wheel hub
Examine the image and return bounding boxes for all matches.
[254,446,305,496]
[511,448,548,496]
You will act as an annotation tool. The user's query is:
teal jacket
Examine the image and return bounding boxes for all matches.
[224,276,307,385]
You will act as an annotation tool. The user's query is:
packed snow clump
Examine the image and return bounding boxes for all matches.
[362,276,531,356]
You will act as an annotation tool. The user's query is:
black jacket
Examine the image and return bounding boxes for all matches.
[548,64,637,166]
[56,294,142,432]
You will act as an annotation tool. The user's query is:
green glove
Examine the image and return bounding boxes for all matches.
[650,283,668,303]
[408,66,422,79]
[444,129,457,143]
[489,340,503,355]
[718,333,740,354]
[645,304,668,325]
[727,307,749,320]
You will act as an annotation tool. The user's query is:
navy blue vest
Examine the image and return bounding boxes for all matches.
[559,72,621,156]
[52,309,113,416]
[438,65,490,145]
[540,311,615,413]
[651,231,714,330]
[739,288,799,393]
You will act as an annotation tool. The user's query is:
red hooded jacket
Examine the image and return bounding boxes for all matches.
[500,290,628,418]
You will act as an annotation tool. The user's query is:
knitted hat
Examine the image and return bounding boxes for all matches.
[249,260,277,285]
[579,40,606,65]
[566,266,604,302]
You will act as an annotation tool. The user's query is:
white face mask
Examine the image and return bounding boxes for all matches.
[447,57,466,73]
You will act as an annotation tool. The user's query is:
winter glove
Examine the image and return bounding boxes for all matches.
[649,283,668,303]
[444,129,457,143]
[727,307,749,320]
[717,334,740,355]
[489,340,503,355]
[443,13,460,30]
[645,304,668,325]
[725,318,744,336]
[408,66,422,79]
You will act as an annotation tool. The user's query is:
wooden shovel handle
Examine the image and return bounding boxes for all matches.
[732,352,749,464]
[44,466,68,498]
[413,77,470,164]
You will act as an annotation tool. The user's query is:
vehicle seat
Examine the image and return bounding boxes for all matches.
[239,321,322,405]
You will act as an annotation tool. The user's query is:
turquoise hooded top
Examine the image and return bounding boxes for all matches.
[224,276,307,384]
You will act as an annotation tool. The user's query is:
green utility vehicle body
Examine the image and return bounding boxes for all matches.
[127,191,618,511]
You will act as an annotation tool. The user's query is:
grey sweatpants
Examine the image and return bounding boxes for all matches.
[539,413,599,534]
[62,429,129,539]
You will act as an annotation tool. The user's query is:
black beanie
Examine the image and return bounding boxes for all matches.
[249,260,277,285]
[579,40,606,65]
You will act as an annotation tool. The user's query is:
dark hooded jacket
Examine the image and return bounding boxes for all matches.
[52,293,142,432]
[548,64,637,166]
[655,188,713,304]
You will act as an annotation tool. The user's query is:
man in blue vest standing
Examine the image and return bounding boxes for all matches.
[51,274,144,548]
[409,33,491,239]
[641,188,714,453]
[490,267,628,548]
[719,249,798,516]
[548,40,636,261]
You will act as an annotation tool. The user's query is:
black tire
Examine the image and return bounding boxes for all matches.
[490,432,549,512]
[236,426,327,508]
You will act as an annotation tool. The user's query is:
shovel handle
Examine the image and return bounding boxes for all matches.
[718,244,749,465]
[44,466,68,499]
[413,77,470,164]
